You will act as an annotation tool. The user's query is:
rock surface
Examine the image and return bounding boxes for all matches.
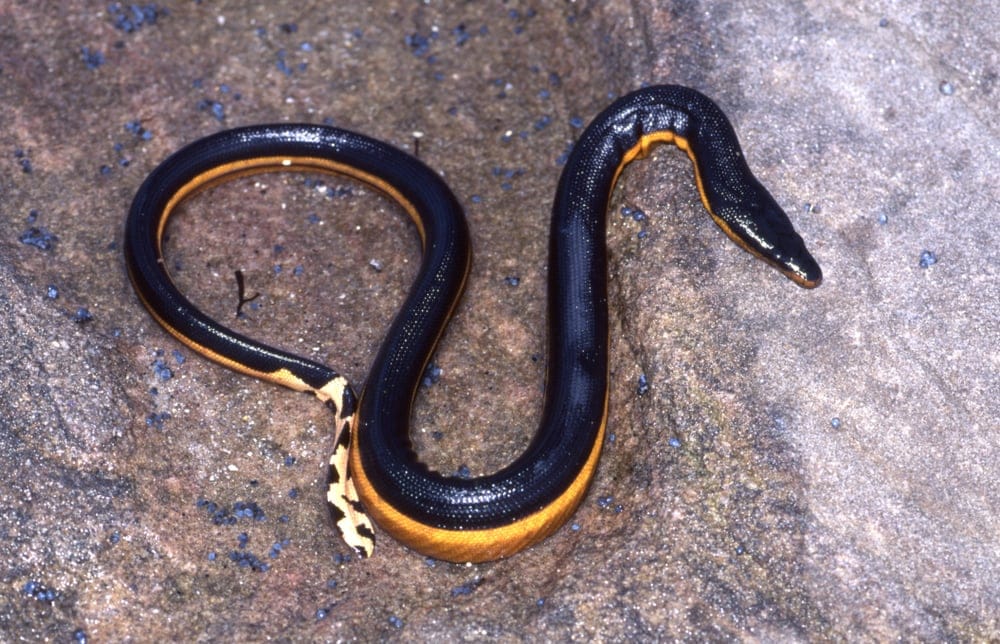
[1,2,996,640]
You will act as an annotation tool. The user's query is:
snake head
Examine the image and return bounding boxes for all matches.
[711,183,823,289]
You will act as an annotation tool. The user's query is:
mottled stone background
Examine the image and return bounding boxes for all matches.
[1,1,996,641]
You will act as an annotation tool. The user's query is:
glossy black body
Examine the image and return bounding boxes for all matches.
[125,85,821,535]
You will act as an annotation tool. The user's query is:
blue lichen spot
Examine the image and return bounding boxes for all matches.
[152,355,173,380]
[450,579,480,597]
[73,308,94,324]
[197,99,226,122]
[405,31,436,58]
[421,362,442,387]
[19,227,57,250]
[145,411,171,429]
[109,3,166,33]
[637,373,649,396]
[228,549,269,571]
[22,580,58,602]
[80,46,105,69]
[125,120,153,140]
[14,148,33,173]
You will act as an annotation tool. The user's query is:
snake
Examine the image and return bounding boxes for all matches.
[125,85,822,563]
